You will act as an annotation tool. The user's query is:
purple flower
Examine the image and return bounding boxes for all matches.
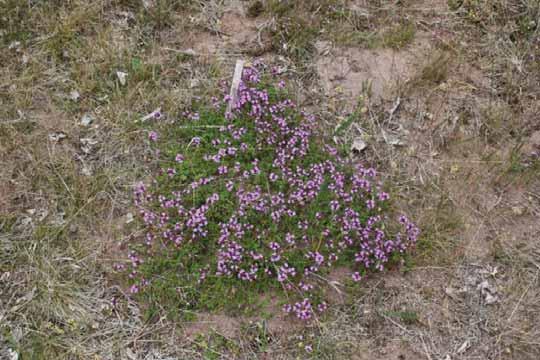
[271,254,281,262]
[378,191,390,201]
[218,165,228,175]
[148,131,158,142]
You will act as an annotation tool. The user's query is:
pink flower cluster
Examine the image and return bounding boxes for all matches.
[123,64,419,320]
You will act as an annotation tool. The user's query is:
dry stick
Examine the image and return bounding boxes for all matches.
[226,59,245,114]
[380,313,410,333]
[139,108,161,122]
[420,335,434,360]
[386,96,401,124]
[161,47,198,56]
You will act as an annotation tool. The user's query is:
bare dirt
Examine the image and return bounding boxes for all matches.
[317,47,413,103]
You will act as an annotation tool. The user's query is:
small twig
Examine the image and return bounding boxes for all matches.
[162,47,198,56]
[380,312,410,333]
[420,335,434,360]
[177,125,224,129]
[47,144,76,201]
[309,272,344,295]
[1,119,35,125]
[386,96,401,124]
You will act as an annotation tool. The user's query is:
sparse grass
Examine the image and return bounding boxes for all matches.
[410,51,452,89]
[261,0,415,69]
[404,183,462,268]
[382,310,419,325]
[380,21,416,49]
[478,103,517,144]
[247,0,265,18]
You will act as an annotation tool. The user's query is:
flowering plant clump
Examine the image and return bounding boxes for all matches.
[121,63,419,320]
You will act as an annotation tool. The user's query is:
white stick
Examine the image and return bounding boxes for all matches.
[226,59,245,114]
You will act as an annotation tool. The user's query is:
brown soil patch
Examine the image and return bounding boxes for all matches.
[183,313,242,339]
[186,10,267,58]
[316,33,433,106]
[220,11,259,48]
[317,48,412,103]
[351,340,421,360]
[188,31,221,56]
[180,293,304,340]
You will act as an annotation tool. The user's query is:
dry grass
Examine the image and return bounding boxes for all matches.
[1,0,540,358]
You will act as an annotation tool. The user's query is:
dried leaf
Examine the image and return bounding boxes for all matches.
[477,280,500,305]
[81,165,93,177]
[80,113,93,126]
[351,138,367,153]
[7,349,18,360]
[50,211,66,226]
[80,138,98,154]
[48,132,67,142]
[70,90,80,101]
[116,71,128,86]
[8,41,21,50]
[457,340,470,354]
